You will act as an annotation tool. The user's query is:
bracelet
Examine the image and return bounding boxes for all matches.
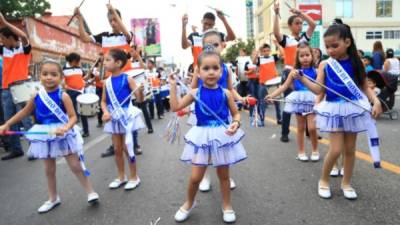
[232,120,241,128]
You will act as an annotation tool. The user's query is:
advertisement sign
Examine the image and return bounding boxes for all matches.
[131,18,161,56]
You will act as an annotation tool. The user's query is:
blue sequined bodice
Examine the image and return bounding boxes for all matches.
[198,63,228,89]
[195,85,229,127]
[295,67,316,91]
[106,73,131,108]
[35,88,65,124]
[325,58,359,102]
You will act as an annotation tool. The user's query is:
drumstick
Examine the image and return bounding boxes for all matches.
[299,70,372,112]
[173,73,229,129]
[0,131,54,135]
[67,0,86,26]
[205,5,230,17]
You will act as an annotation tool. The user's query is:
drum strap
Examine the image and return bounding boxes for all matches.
[105,78,136,162]
[326,58,381,168]
[38,88,91,175]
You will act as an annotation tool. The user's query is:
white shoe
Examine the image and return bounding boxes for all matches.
[199,177,211,192]
[296,153,309,162]
[330,168,340,177]
[310,152,320,162]
[341,186,357,200]
[222,209,236,223]
[108,177,127,189]
[87,192,99,204]
[229,178,236,190]
[340,168,344,176]
[38,196,61,213]
[318,182,331,199]
[124,177,141,190]
[174,202,197,222]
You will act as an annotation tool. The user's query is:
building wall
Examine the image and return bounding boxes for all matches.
[254,0,400,54]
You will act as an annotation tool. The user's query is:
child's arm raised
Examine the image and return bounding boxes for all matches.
[216,10,236,41]
[0,12,29,46]
[181,14,191,49]
[225,90,240,136]
[55,93,77,136]
[107,4,131,42]
[273,2,283,43]
[298,61,326,95]
[101,86,111,122]
[266,70,294,101]
[74,7,93,43]
[128,76,144,103]
[0,97,35,132]
[169,73,194,112]
[290,8,316,38]
[190,66,199,89]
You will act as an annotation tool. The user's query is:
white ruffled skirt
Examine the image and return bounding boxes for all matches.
[25,124,82,159]
[104,106,145,134]
[314,100,371,133]
[284,90,315,114]
[181,126,247,167]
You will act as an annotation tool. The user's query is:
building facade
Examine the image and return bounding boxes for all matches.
[246,0,255,38]
[254,0,400,55]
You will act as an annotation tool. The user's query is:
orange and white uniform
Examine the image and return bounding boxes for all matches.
[63,66,85,92]
[257,55,278,84]
[91,32,133,73]
[244,61,257,80]
[187,32,225,67]
[279,33,310,69]
[0,43,31,89]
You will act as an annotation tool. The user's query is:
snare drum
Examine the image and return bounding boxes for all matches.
[264,76,282,92]
[127,69,152,99]
[160,85,170,98]
[76,93,100,116]
[10,80,41,104]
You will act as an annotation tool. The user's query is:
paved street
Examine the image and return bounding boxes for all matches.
[0,101,400,225]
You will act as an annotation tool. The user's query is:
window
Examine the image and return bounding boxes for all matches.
[376,0,392,17]
[384,30,400,39]
[257,15,263,33]
[366,31,383,39]
[298,0,320,3]
[336,0,352,18]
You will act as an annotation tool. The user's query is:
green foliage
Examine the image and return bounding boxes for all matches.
[223,38,255,63]
[0,0,51,19]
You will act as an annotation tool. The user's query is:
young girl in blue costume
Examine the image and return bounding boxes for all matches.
[295,22,382,200]
[188,30,243,192]
[170,48,246,223]
[266,43,319,162]
[101,49,145,190]
[0,60,99,213]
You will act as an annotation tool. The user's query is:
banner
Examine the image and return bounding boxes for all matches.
[131,18,161,57]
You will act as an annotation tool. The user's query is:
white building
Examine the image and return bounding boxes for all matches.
[254,0,400,55]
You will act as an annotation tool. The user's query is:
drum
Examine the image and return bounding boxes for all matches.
[127,69,152,99]
[76,93,100,116]
[265,76,282,93]
[10,80,41,104]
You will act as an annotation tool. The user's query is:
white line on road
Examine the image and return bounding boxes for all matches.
[57,133,109,164]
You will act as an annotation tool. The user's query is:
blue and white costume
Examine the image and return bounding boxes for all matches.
[26,88,82,159]
[187,63,229,126]
[284,67,316,114]
[314,58,371,133]
[181,85,247,167]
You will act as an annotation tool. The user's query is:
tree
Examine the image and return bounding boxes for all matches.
[222,38,255,63]
[0,0,51,19]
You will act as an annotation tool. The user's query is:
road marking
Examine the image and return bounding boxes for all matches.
[57,133,109,164]
[263,116,400,175]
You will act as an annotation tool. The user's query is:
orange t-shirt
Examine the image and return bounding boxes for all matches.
[63,67,85,91]
[258,56,278,84]
[0,43,31,89]
[279,33,310,69]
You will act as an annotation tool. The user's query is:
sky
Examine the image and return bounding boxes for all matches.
[47,0,248,67]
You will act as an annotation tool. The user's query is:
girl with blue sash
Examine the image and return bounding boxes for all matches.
[0,60,98,213]
[296,22,382,200]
